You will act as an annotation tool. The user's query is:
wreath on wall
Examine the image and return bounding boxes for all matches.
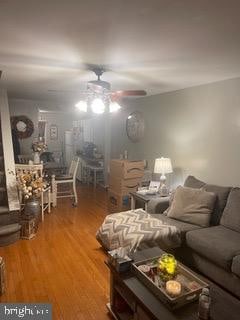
[11,115,34,139]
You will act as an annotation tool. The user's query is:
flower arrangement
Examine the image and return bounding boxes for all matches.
[17,171,47,200]
[32,141,47,153]
[158,254,177,281]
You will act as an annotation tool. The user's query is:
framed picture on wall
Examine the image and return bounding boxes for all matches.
[38,120,46,142]
[50,125,58,140]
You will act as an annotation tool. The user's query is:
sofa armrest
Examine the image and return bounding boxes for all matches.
[147,196,170,214]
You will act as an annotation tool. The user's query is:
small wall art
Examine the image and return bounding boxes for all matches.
[50,125,58,140]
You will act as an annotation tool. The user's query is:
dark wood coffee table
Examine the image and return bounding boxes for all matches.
[107,247,240,320]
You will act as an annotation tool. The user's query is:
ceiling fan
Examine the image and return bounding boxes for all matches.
[49,66,147,114]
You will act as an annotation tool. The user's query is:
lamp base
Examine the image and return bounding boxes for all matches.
[159,184,169,197]
[159,174,169,197]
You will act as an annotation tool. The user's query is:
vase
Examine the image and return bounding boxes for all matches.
[24,198,40,219]
[33,152,40,164]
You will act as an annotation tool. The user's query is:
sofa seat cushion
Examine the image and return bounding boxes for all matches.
[232,255,240,278]
[203,184,231,225]
[220,188,240,233]
[152,214,201,241]
[186,226,240,270]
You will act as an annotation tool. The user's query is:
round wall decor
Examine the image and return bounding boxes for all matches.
[126,111,145,142]
[11,116,34,139]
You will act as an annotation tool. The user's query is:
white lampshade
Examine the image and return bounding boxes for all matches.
[91,98,105,114]
[75,100,87,112]
[154,157,173,174]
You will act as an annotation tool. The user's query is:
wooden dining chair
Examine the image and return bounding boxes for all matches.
[51,157,79,207]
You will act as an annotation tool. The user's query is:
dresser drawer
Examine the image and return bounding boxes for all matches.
[110,160,144,179]
[109,177,141,195]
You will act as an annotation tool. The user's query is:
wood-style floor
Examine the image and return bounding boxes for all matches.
[0,185,110,320]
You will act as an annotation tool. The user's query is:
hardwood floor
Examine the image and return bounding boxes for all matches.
[0,185,110,320]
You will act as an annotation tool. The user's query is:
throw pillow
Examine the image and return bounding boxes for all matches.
[184,175,206,189]
[167,186,216,227]
[220,188,240,233]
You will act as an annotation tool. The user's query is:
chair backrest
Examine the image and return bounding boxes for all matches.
[68,157,79,179]
[18,154,32,164]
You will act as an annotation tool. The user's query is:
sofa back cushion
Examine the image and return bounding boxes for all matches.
[203,184,231,225]
[167,186,216,227]
[184,175,206,189]
[220,188,240,233]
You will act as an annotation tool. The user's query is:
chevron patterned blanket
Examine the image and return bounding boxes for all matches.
[96,209,181,254]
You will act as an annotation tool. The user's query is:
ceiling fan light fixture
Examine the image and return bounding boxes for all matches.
[75,100,87,112]
[91,98,105,114]
[109,101,121,113]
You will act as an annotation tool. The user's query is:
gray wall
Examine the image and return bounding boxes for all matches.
[39,111,76,154]
[9,98,76,155]
[9,98,106,162]
[9,99,39,154]
[111,77,240,187]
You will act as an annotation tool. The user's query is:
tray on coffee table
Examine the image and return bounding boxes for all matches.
[132,255,209,310]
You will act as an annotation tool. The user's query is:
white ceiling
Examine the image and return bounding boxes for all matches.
[1,0,240,103]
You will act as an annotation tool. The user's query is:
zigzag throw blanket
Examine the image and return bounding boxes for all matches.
[96,209,181,254]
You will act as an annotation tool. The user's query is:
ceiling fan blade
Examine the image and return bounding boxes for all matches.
[48,89,87,94]
[111,90,147,98]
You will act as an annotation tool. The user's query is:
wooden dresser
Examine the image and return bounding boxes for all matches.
[108,159,144,213]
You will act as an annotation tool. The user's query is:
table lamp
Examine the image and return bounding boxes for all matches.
[154,157,173,196]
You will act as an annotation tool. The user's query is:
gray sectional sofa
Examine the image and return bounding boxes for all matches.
[150,176,240,299]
